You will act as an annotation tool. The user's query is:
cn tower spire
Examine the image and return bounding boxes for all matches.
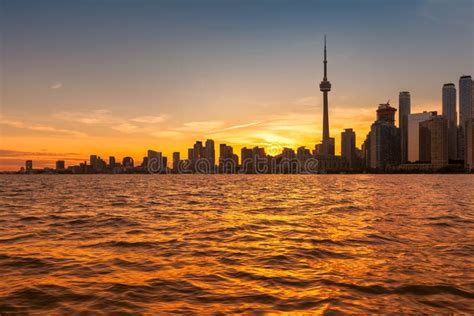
[323,35,327,81]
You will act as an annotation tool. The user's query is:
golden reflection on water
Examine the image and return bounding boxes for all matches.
[0,174,473,313]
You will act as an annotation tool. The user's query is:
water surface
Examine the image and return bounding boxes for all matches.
[0,174,473,314]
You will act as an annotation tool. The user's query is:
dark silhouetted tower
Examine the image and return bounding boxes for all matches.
[319,36,334,156]
[442,83,457,160]
[399,91,411,163]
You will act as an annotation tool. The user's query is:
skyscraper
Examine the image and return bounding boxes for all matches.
[341,128,356,168]
[147,150,165,172]
[459,75,473,162]
[172,152,180,172]
[204,139,215,167]
[365,102,400,169]
[219,144,237,173]
[442,83,457,160]
[109,156,116,169]
[90,155,98,170]
[399,91,411,163]
[407,111,437,162]
[318,36,334,156]
[459,75,473,128]
[193,141,203,161]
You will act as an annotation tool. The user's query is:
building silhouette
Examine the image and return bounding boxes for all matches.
[122,156,134,169]
[419,115,449,168]
[204,139,215,168]
[25,160,33,172]
[55,160,65,170]
[109,156,116,168]
[341,128,356,169]
[459,75,473,161]
[172,152,180,173]
[399,91,411,163]
[465,118,474,171]
[442,83,457,161]
[408,111,437,162]
[459,75,473,128]
[219,143,237,173]
[364,102,400,170]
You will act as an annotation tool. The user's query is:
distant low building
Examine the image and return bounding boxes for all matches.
[55,160,65,170]
[25,160,33,172]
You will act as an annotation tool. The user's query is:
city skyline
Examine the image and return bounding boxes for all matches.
[1,0,474,170]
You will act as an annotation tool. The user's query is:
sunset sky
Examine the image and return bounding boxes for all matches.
[1,0,473,170]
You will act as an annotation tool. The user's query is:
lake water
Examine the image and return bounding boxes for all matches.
[0,174,473,314]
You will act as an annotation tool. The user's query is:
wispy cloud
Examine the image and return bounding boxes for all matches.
[53,109,113,125]
[0,116,86,137]
[131,115,168,124]
[111,122,139,133]
[176,121,226,132]
[52,109,169,135]
[49,82,63,89]
[0,149,81,157]
[218,121,263,131]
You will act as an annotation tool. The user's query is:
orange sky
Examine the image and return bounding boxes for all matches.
[1,0,472,171]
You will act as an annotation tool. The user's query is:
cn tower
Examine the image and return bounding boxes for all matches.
[319,35,334,156]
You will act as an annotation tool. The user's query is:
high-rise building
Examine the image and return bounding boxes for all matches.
[317,36,334,156]
[365,102,400,170]
[90,155,98,170]
[459,75,473,161]
[377,102,397,124]
[459,75,473,127]
[204,139,215,167]
[407,111,437,162]
[55,160,65,170]
[147,150,165,172]
[172,152,180,172]
[399,91,411,163]
[442,83,457,160]
[109,156,116,168]
[465,118,474,171]
[341,128,356,168]
[241,147,253,166]
[219,144,237,173]
[419,116,449,168]
[193,141,203,161]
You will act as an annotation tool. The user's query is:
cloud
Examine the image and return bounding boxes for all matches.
[53,109,113,125]
[0,116,86,137]
[131,115,167,124]
[111,122,139,133]
[218,121,263,131]
[177,121,225,132]
[49,82,63,89]
[52,109,169,135]
[0,149,81,157]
